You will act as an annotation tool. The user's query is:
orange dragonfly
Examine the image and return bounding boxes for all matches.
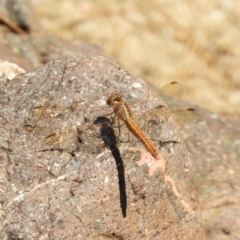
[107,94,161,160]
[106,81,196,160]
[24,82,197,155]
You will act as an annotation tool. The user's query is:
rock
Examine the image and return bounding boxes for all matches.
[0,0,113,72]
[0,60,26,81]
[180,108,240,239]
[0,55,205,239]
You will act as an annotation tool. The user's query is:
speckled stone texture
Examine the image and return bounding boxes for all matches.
[0,55,205,239]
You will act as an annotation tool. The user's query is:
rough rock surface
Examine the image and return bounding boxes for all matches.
[0,55,205,239]
[180,108,240,240]
[1,1,239,239]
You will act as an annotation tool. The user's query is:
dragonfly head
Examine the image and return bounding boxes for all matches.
[107,94,123,106]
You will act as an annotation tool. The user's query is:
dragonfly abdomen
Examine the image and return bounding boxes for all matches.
[125,117,160,160]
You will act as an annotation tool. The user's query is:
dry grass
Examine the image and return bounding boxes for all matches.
[32,0,240,121]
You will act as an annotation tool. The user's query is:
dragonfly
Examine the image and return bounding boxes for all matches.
[106,81,196,160]
[107,94,161,160]
[24,81,197,156]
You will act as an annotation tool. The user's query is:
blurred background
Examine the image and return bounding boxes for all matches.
[31,0,240,121]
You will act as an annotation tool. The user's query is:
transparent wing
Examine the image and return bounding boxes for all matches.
[24,105,74,127]
[24,105,110,154]
[44,128,80,151]
[170,108,197,124]
[158,81,183,97]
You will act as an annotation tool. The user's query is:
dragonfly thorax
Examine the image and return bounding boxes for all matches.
[114,103,132,121]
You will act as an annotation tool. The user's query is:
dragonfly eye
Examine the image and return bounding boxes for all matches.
[107,94,123,105]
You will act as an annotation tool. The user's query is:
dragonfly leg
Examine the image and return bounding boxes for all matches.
[159,140,179,148]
